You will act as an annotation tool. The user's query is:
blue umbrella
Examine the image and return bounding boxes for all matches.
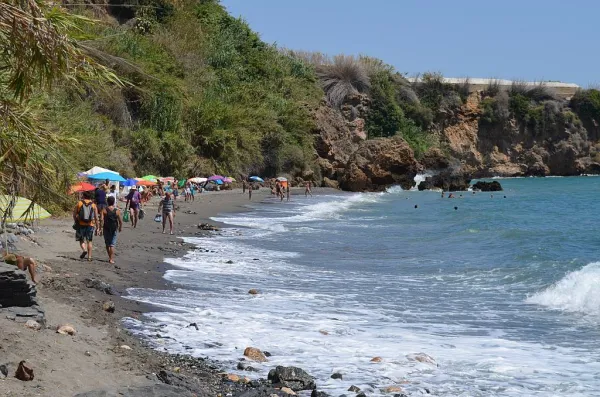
[87,172,126,182]
[123,178,137,187]
[249,176,264,183]
[214,179,224,185]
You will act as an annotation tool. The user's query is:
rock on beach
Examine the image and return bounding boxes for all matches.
[243,347,268,362]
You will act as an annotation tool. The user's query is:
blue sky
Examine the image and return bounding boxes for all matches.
[221,0,597,87]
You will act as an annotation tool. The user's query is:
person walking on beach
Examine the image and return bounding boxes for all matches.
[102,196,122,264]
[305,181,312,197]
[242,180,247,194]
[158,192,175,235]
[125,186,142,229]
[248,184,253,200]
[95,184,107,236]
[73,190,98,261]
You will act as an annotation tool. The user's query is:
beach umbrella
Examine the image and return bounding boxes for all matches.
[276,177,288,182]
[209,179,224,185]
[208,175,225,182]
[69,182,96,194]
[249,176,264,183]
[160,177,175,183]
[223,177,233,183]
[135,179,156,186]
[123,178,137,187]
[188,177,207,183]
[0,195,51,222]
[141,175,160,182]
[87,172,126,182]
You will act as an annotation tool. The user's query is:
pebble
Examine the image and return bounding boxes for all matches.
[24,320,41,331]
[120,345,132,350]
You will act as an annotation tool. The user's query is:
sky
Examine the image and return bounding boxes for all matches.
[221,0,598,87]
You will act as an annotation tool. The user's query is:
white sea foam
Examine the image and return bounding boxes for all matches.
[526,262,600,316]
[411,173,432,191]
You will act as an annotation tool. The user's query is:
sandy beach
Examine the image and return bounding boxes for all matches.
[0,187,288,396]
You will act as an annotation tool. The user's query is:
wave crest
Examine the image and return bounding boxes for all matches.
[526,262,600,315]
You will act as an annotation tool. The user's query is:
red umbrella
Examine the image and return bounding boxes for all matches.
[69,182,96,194]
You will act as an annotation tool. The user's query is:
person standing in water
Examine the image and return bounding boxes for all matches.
[102,196,122,264]
[248,184,253,200]
[286,185,290,201]
[305,181,312,197]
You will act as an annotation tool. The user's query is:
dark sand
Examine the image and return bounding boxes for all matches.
[0,187,287,396]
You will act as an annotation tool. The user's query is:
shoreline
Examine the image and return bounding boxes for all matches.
[1,187,322,396]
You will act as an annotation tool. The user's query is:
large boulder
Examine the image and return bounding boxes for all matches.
[267,366,316,391]
[472,181,503,191]
[419,171,471,191]
[339,137,419,192]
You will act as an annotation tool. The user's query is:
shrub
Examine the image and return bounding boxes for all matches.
[483,79,501,97]
[480,91,510,124]
[456,78,471,102]
[365,71,404,138]
[316,55,370,108]
[397,120,435,159]
[570,89,600,124]
[510,81,557,102]
[509,93,531,120]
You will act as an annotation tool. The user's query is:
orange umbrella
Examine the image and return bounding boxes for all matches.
[135,179,156,186]
[69,182,96,194]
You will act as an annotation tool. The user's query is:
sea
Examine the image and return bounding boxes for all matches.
[124,176,600,396]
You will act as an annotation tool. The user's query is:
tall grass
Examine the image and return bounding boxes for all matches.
[316,55,370,108]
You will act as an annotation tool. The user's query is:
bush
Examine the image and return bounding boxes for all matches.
[570,89,600,124]
[480,91,510,124]
[510,81,557,102]
[456,78,471,102]
[509,93,531,120]
[483,79,501,97]
[365,71,404,138]
[397,120,435,159]
[316,55,370,108]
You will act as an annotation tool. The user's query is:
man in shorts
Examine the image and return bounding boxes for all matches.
[73,190,98,261]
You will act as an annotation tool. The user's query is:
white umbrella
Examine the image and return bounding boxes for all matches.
[188,177,207,183]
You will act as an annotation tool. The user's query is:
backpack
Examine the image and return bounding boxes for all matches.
[78,201,94,223]
[104,208,119,232]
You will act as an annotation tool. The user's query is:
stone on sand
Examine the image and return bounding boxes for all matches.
[120,345,132,350]
[281,387,296,395]
[244,347,268,362]
[24,319,41,330]
[15,361,34,381]
[248,289,260,295]
[267,366,316,391]
[381,386,403,393]
[57,324,76,335]
[102,300,115,313]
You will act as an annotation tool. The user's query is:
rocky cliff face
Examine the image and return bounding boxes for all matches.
[313,90,600,192]
[440,93,600,178]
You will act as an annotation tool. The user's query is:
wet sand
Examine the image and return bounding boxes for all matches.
[0,187,282,396]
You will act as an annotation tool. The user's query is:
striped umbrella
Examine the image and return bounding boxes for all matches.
[0,195,51,222]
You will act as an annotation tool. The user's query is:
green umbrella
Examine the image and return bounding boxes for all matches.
[141,175,160,182]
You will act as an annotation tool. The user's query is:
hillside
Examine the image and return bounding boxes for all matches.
[7,0,600,200]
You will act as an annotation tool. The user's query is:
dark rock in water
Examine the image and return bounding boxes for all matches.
[417,179,434,191]
[431,171,471,191]
[84,278,115,295]
[263,351,271,357]
[356,393,367,397]
[268,366,316,391]
[237,361,247,370]
[74,384,195,397]
[472,181,503,191]
[348,386,361,393]
[225,260,234,264]
[331,372,343,380]
[187,322,199,331]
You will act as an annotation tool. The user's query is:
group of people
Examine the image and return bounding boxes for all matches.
[72,180,177,264]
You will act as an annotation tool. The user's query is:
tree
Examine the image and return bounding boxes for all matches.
[0,0,120,222]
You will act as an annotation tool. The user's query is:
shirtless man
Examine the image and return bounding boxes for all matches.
[305,181,312,197]
[4,254,38,284]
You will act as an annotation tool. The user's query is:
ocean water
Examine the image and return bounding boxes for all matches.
[125,177,600,396]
